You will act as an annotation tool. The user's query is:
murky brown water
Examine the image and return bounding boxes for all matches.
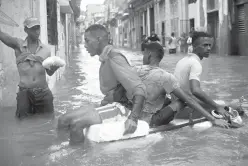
[1,47,248,166]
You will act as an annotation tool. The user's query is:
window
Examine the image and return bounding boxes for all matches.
[190,18,195,30]
[188,0,197,4]
[46,0,58,45]
[170,0,178,17]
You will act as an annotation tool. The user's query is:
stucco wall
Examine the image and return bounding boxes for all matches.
[218,0,230,56]
[0,0,33,107]
[188,3,199,27]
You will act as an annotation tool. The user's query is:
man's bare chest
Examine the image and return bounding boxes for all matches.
[18,61,45,75]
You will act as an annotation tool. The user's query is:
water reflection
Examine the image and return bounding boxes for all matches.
[1,48,248,166]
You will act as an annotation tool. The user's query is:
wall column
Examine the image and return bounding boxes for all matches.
[142,11,145,34]
[218,0,229,55]
[147,6,150,36]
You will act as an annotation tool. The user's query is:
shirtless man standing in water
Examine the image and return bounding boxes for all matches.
[0,17,60,119]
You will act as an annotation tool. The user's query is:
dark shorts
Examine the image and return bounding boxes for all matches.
[16,86,54,119]
[140,110,176,127]
[169,48,177,54]
[140,99,183,127]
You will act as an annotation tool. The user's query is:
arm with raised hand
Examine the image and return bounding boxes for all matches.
[0,29,20,50]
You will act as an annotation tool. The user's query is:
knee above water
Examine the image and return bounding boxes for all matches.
[57,114,71,129]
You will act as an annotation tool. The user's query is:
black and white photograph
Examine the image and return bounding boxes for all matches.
[0,0,248,165]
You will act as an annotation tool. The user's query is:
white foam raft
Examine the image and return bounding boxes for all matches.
[82,102,216,143]
[82,100,245,143]
[83,117,212,143]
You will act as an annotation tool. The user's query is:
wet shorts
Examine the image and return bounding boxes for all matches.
[16,86,54,119]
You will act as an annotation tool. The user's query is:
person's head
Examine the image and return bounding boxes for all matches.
[84,24,109,56]
[142,42,164,65]
[191,31,213,59]
[23,17,40,40]
[151,30,155,35]
[142,35,147,41]
[171,32,175,37]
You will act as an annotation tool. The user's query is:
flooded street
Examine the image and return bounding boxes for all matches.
[1,47,248,166]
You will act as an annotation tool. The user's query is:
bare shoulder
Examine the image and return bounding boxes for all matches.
[14,38,24,53]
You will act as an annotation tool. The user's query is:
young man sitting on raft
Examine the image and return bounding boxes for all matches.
[132,42,228,128]
[174,31,240,119]
[57,26,229,144]
[58,24,147,144]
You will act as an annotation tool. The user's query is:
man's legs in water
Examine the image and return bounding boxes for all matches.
[16,88,32,118]
[69,108,102,144]
[57,105,102,130]
[57,105,124,144]
[16,87,54,119]
[32,88,54,115]
[150,100,185,127]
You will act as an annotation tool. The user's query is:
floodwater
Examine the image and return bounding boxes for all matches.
[1,47,248,166]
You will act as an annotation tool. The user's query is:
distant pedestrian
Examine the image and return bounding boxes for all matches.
[141,35,148,52]
[187,31,193,53]
[179,32,187,53]
[108,32,113,45]
[147,30,160,42]
[168,32,177,54]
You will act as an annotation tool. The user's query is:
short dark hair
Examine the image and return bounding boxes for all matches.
[85,24,108,38]
[85,24,107,33]
[191,31,212,44]
[144,42,164,62]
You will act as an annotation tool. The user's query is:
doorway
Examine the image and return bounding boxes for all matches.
[150,7,155,33]
[207,11,219,53]
[190,18,195,31]
[161,21,165,46]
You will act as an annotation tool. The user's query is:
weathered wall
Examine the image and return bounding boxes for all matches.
[164,0,171,37]
[0,52,3,107]
[0,0,33,107]
[188,0,230,55]
[218,0,230,56]
[188,2,198,27]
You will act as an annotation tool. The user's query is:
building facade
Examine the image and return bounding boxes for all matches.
[230,0,248,56]
[85,4,105,27]
[103,0,246,56]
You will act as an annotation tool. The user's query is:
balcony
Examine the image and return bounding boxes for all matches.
[207,0,218,11]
